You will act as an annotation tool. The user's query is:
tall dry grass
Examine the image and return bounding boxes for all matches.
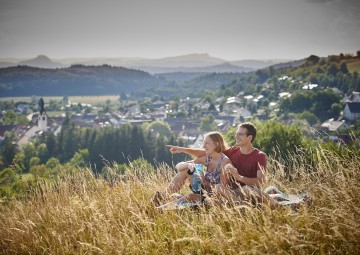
[0,147,359,255]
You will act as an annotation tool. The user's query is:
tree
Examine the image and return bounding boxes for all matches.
[200,114,217,132]
[37,143,48,164]
[298,111,318,126]
[340,63,349,74]
[330,103,342,117]
[143,121,173,139]
[1,110,17,124]
[306,55,320,65]
[46,157,60,169]
[21,143,37,172]
[328,64,339,76]
[30,165,47,179]
[254,121,304,173]
[69,149,89,167]
[29,157,41,168]
[0,132,19,168]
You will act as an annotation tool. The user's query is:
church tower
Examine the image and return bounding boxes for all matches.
[38,98,48,131]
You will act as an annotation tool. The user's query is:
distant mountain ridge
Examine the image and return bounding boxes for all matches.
[0,53,293,73]
[138,62,254,74]
[18,55,64,68]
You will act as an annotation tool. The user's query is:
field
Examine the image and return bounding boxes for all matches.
[0,147,359,254]
[346,59,360,73]
[0,95,120,104]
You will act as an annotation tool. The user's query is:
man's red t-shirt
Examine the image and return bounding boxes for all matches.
[224,147,267,187]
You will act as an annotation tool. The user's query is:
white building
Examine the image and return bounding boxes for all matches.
[37,98,48,131]
[343,102,360,121]
[321,119,349,132]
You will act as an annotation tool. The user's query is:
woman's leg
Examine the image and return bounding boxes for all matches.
[164,168,193,195]
[176,193,201,203]
[152,168,192,206]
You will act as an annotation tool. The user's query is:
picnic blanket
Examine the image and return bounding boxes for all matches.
[263,186,311,206]
[156,186,311,210]
[156,200,201,211]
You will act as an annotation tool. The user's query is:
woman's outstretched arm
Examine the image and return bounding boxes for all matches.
[166,145,206,158]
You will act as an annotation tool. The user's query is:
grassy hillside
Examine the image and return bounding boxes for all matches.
[0,147,359,254]
[347,59,360,73]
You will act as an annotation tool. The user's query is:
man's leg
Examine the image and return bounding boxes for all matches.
[214,184,242,204]
[237,186,278,209]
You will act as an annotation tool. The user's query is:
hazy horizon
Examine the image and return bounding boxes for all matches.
[0,0,359,61]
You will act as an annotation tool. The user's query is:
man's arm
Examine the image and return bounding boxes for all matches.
[166,145,206,158]
[224,164,265,187]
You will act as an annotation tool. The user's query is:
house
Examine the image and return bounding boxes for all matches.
[16,103,31,114]
[215,115,237,130]
[71,113,97,128]
[269,102,277,110]
[236,107,252,119]
[191,134,204,148]
[346,91,360,103]
[321,119,349,132]
[223,97,242,113]
[343,102,360,121]
[302,83,318,90]
[279,92,291,98]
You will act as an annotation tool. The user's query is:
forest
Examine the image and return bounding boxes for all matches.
[0,64,169,97]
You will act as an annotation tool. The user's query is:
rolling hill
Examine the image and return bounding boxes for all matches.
[0,65,169,97]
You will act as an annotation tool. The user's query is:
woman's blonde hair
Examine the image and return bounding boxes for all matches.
[204,131,228,153]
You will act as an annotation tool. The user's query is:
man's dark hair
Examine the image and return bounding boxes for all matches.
[238,122,257,143]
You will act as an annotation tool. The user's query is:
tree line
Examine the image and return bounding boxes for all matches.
[0,115,188,174]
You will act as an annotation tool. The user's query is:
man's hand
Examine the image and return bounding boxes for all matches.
[166,145,181,154]
[224,163,239,178]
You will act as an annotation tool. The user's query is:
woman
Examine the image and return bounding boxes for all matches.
[153,131,232,207]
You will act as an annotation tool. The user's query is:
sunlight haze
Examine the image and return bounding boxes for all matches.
[0,0,359,60]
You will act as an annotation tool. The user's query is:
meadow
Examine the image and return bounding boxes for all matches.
[0,95,120,104]
[0,147,359,254]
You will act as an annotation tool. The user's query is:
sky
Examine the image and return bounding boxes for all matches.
[0,0,359,61]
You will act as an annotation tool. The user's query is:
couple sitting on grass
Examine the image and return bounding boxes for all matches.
[152,122,278,209]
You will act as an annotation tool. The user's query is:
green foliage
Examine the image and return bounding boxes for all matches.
[0,163,35,199]
[29,165,47,178]
[15,143,37,172]
[0,110,30,125]
[29,157,40,168]
[279,89,341,121]
[45,157,60,169]
[254,121,305,169]
[200,114,217,132]
[69,149,89,167]
[223,126,237,146]
[35,123,186,170]
[297,111,318,126]
[128,158,155,175]
[142,121,173,139]
[0,132,19,168]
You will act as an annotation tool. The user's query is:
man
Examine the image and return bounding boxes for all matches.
[161,122,273,206]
